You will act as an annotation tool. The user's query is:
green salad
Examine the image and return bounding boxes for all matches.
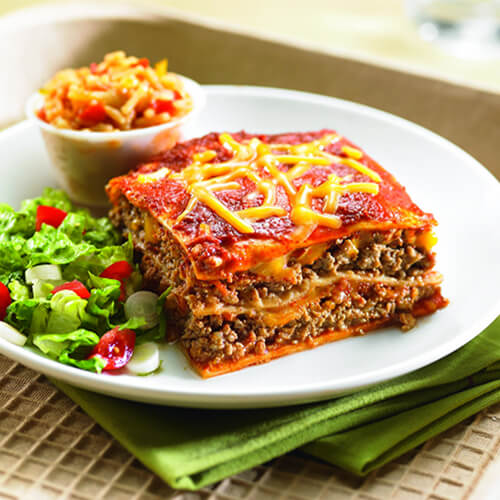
[0,188,165,375]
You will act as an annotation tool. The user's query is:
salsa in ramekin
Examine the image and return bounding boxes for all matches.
[37,51,193,132]
[26,51,204,207]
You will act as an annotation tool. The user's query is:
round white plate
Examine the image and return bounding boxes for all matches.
[0,86,499,409]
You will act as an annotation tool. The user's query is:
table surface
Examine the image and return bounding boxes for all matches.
[1,354,500,500]
[1,0,500,93]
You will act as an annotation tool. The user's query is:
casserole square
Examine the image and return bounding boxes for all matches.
[107,130,447,377]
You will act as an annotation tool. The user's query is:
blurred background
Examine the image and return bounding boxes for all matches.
[1,0,499,92]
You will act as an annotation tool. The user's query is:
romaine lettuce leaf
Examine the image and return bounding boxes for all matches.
[62,237,134,283]
[31,303,49,334]
[79,214,120,247]
[0,240,26,283]
[0,203,33,239]
[20,187,73,218]
[59,351,107,373]
[0,188,123,277]
[26,225,96,267]
[33,328,106,373]
[8,280,30,301]
[45,290,90,334]
[33,328,100,357]
[85,274,121,329]
[18,187,118,248]
[5,298,45,333]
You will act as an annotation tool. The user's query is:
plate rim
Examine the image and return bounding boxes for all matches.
[1,84,499,409]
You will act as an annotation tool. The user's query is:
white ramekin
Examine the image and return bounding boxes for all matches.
[25,76,205,207]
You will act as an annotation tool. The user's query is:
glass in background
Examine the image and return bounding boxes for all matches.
[405,0,500,58]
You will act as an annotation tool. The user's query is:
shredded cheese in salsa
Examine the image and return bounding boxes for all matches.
[137,133,382,233]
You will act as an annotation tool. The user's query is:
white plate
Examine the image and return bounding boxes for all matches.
[0,86,499,409]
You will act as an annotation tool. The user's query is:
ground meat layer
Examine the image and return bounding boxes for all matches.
[181,282,437,366]
[109,197,442,366]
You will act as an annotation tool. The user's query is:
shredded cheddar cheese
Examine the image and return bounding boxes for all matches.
[236,206,287,219]
[417,230,438,250]
[191,185,254,234]
[339,157,382,183]
[341,145,363,160]
[193,150,217,163]
[142,133,382,233]
[199,223,211,234]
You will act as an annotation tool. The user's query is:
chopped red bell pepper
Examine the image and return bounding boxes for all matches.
[79,102,107,123]
[36,205,68,231]
[100,261,133,281]
[88,327,135,370]
[100,261,134,301]
[0,282,11,321]
[151,98,175,115]
[51,280,91,299]
[119,283,127,302]
[37,108,47,122]
[134,57,150,68]
[89,62,99,74]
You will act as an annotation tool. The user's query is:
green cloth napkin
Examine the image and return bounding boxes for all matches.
[53,316,500,491]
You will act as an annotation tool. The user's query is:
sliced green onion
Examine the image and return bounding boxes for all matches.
[0,321,27,346]
[124,291,159,330]
[126,342,160,375]
[25,264,62,284]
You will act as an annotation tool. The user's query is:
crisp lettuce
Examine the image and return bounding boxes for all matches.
[59,351,107,372]
[20,187,73,217]
[33,329,107,373]
[0,240,26,283]
[62,237,134,283]
[85,275,146,331]
[0,203,34,239]
[46,290,97,334]
[8,280,30,301]
[1,189,168,374]
[85,274,122,330]
[119,316,147,331]
[33,328,99,357]
[7,285,136,373]
[6,298,44,333]
[26,225,97,267]
[31,303,50,334]
[0,188,124,281]
[19,187,118,247]
[81,216,120,247]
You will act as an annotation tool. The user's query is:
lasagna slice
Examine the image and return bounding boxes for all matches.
[107,130,447,377]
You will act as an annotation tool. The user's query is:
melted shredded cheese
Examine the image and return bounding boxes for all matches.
[341,145,363,160]
[250,255,296,281]
[138,133,382,234]
[417,230,438,250]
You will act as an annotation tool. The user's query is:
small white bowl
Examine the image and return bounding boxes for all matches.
[26,76,205,207]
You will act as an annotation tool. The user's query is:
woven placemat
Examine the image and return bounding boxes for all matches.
[1,353,499,500]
